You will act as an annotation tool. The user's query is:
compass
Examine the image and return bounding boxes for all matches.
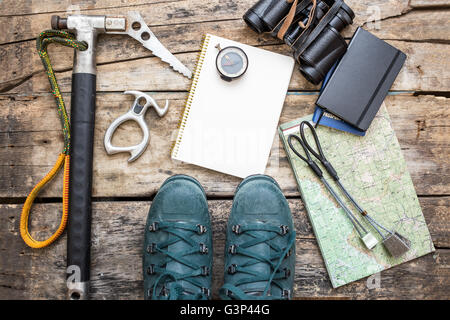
[215,44,249,82]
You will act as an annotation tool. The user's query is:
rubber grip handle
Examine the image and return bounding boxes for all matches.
[308,161,323,178]
[323,160,339,181]
[67,73,96,299]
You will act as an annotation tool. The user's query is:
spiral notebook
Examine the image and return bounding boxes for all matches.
[172,34,294,178]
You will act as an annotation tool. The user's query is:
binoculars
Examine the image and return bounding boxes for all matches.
[244,0,354,85]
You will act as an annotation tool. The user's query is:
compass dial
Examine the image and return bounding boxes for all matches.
[216,46,248,81]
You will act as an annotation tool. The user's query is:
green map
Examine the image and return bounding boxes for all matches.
[279,106,435,288]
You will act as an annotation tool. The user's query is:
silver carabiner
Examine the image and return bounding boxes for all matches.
[104,90,169,162]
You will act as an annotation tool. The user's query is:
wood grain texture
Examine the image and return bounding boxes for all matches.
[0,0,449,301]
[3,40,450,94]
[2,0,447,44]
[0,0,180,16]
[1,94,448,198]
[410,0,450,8]
[0,199,447,300]
[1,0,446,45]
[2,1,450,93]
[2,9,449,93]
[0,0,413,43]
[10,0,441,17]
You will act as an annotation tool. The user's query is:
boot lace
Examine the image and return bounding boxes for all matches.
[146,221,210,300]
[219,223,296,300]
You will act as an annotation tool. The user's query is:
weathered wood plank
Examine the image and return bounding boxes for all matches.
[410,0,450,8]
[0,94,448,198]
[2,9,450,93]
[6,0,433,18]
[0,199,447,299]
[0,0,180,16]
[0,0,448,302]
[422,196,450,248]
[364,10,450,41]
[0,0,244,44]
[0,0,414,44]
[4,40,450,94]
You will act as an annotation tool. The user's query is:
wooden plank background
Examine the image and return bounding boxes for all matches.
[0,0,449,299]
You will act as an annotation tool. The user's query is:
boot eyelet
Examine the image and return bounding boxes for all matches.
[161,286,169,297]
[284,248,293,258]
[147,243,156,254]
[197,224,207,234]
[284,268,291,278]
[228,264,237,274]
[282,289,291,299]
[201,287,210,297]
[147,264,155,275]
[280,225,289,235]
[228,244,238,254]
[201,266,210,276]
[224,289,232,298]
[199,243,208,254]
[232,225,241,234]
[148,222,159,232]
[283,248,293,259]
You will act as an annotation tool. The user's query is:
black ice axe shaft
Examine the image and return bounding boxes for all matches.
[51,14,127,300]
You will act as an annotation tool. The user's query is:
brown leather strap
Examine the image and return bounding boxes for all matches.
[277,0,298,40]
[277,0,318,40]
[299,0,317,29]
[292,0,343,58]
[271,0,312,37]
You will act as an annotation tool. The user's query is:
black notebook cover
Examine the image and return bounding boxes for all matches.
[316,27,406,131]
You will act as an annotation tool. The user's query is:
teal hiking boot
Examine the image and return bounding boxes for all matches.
[220,175,296,300]
[143,175,212,300]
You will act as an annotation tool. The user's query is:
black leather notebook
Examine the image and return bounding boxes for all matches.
[316,27,406,131]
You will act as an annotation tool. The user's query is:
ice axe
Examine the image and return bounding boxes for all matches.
[51,11,191,300]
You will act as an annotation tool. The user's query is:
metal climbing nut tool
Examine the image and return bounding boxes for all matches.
[104,91,169,162]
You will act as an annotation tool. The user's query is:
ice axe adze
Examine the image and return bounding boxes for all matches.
[51,11,192,300]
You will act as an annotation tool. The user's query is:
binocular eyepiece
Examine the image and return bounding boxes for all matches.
[244,0,354,85]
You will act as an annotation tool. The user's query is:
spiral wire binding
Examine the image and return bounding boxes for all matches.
[171,34,211,157]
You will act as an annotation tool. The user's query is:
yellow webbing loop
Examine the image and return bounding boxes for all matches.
[20,154,70,248]
[19,30,86,249]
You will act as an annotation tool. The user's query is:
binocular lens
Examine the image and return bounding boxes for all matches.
[329,3,355,32]
[243,9,267,34]
[243,0,292,33]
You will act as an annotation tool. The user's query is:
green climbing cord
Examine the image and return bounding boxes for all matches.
[36,30,88,154]
[19,31,88,249]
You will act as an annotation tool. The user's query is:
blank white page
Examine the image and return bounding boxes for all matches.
[172,34,294,178]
